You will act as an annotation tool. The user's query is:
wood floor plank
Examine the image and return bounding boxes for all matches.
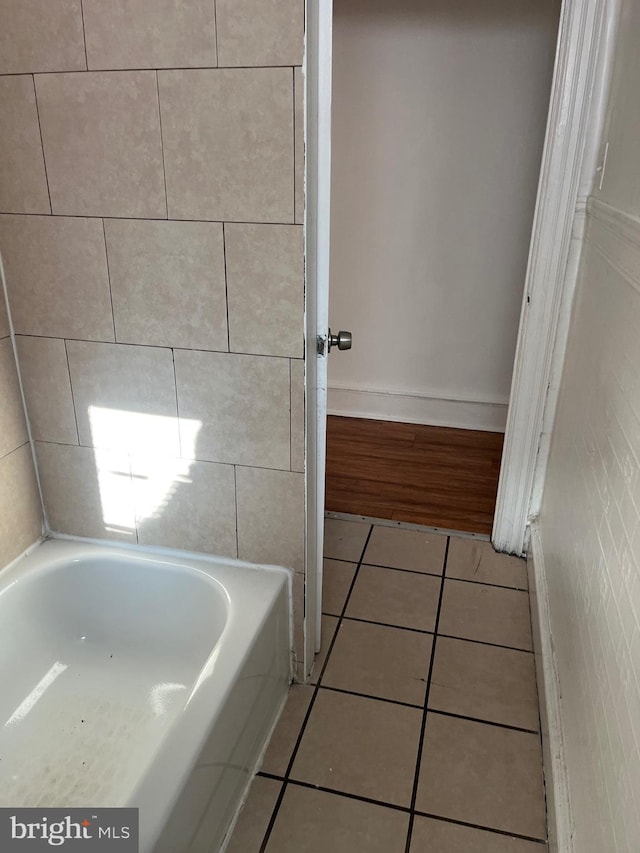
[325,416,503,535]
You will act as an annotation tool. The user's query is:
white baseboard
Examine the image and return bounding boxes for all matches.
[327,385,508,432]
[528,523,574,853]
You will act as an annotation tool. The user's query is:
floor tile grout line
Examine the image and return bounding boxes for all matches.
[404,536,450,853]
[321,611,533,654]
[257,525,375,853]
[335,614,434,635]
[426,708,539,735]
[316,684,423,711]
[291,684,540,735]
[437,632,533,655]
[413,810,548,845]
[326,557,527,591]
[254,775,548,845]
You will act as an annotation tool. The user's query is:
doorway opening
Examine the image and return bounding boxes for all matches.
[324,0,560,536]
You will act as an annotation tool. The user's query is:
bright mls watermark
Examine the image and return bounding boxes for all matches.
[0,809,138,851]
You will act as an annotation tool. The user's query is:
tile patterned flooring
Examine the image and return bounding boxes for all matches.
[226,518,547,853]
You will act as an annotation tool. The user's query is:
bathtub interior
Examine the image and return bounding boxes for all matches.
[0,552,232,810]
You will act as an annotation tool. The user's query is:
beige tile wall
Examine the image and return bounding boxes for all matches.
[0,0,305,666]
[0,299,43,568]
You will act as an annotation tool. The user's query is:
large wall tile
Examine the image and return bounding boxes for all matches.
[294,66,304,224]
[105,219,228,350]
[290,358,304,472]
[226,223,303,357]
[174,350,290,469]
[36,441,136,541]
[0,337,28,458]
[159,68,293,222]
[0,445,42,567]
[236,466,304,572]
[16,336,78,445]
[83,0,217,70]
[0,76,50,214]
[0,215,114,340]
[134,456,236,557]
[35,71,166,218]
[216,0,303,67]
[66,341,180,456]
[0,0,85,74]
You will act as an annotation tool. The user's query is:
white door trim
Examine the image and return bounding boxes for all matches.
[303,0,333,677]
[492,0,611,554]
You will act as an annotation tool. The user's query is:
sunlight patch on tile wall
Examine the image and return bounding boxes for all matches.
[88,406,201,535]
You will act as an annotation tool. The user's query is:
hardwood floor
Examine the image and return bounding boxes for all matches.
[325,416,504,535]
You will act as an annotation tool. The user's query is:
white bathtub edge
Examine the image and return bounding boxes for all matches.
[217,686,290,853]
[47,531,296,680]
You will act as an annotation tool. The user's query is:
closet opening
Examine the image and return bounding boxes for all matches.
[324,0,561,536]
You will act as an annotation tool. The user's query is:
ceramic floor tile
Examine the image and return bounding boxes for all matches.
[322,619,432,705]
[447,538,528,589]
[322,558,357,615]
[323,518,370,562]
[364,525,447,574]
[291,689,422,807]
[308,615,339,685]
[416,713,546,839]
[410,816,547,853]
[266,785,409,853]
[429,636,539,730]
[346,565,441,632]
[439,579,533,651]
[261,684,314,777]
[225,776,282,853]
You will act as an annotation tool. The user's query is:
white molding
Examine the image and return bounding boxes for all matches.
[327,385,507,432]
[493,0,609,555]
[528,523,574,853]
[528,0,622,526]
[304,0,333,674]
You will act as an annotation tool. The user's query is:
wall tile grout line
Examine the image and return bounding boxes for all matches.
[101,218,117,342]
[8,332,304,362]
[26,439,298,476]
[0,64,304,77]
[257,525,375,853]
[222,222,231,353]
[31,75,53,215]
[63,339,81,446]
[288,358,292,471]
[170,347,182,459]
[404,536,450,853]
[232,464,239,559]
[212,0,219,68]
[291,67,296,222]
[78,0,89,71]
[0,210,300,227]
[155,70,169,220]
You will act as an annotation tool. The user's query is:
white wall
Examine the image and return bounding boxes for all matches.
[328,0,559,430]
[538,1,640,848]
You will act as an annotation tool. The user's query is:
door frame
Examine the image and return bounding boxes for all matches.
[304,0,612,676]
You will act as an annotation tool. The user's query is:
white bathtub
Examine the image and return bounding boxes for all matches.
[0,539,291,852]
